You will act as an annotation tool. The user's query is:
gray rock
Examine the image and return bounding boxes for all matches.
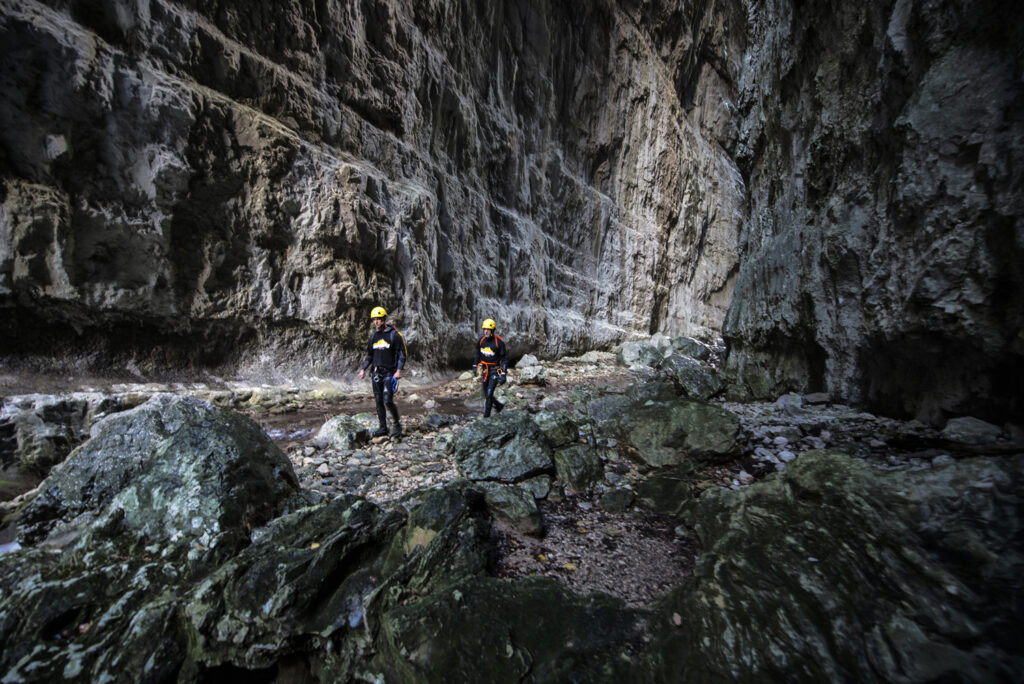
[553,445,604,494]
[17,394,298,552]
[518,365,548,386]
[519,474,552,500]
[517,354,541,368]
[534,409,578,448]
[659,354,725,400]
[614,398,740,467]
[655,451,1024,682]
[313,414,369,449]
[476,482,543,536]
[617,342,662,369]
[670,336,712,361]
[599,489,636,513]
[453,412,553,482]
[941,416,1004,445]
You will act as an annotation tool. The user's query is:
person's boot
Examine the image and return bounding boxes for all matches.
[494,400,504,413]
[390,422,402,438]
[371,426,388,438]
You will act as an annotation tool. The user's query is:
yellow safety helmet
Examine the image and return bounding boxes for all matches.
[370,306,387,319]
[482,318,496,330]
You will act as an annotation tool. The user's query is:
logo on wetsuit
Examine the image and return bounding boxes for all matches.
[373,339,391,349]
[480,347,496,357]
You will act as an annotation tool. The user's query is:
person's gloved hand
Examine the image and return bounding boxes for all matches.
[473,365,478,377]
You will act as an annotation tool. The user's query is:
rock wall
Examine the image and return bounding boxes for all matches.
[0,0,741,377]
[1,0,1020,421]
[721,0,1024,422]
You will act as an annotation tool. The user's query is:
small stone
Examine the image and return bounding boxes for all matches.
[869,439,887,449]
[772,436,789,447]
[778,450,796,463]
[316,463,331,476]
[931,454,955,467]
[738,470,754,485]
[803,392,830,405]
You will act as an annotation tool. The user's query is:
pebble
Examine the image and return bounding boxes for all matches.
[316,463,331,476]
[738,471,754,485]
[778,450,796,463]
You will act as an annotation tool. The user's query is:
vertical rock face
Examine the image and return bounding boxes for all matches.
[1,0,1019,421]
[0,0,740,375]
[721,0,1023,422]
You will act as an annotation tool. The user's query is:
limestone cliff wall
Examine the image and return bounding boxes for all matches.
[1,0,1020,421]
[0,0,740,376]
[721,0,1023,422]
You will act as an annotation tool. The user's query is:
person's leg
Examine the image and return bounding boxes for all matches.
[483,372,498,417]
[383,373,401,436]
[371,372,388,436]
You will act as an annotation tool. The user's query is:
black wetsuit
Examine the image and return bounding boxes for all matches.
[361,324,407,432]
[474,333,507,417]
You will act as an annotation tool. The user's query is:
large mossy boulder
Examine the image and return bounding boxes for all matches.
[374,575,645,683]
[648,451,1024,682]
[17,394,299,554]
[614,397,740,467]
[453,411,553,482]
[554,444,604,494]
[0,395,304,682]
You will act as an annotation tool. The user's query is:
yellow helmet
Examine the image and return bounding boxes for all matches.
[482,318,496,330]
[370,306,387,319]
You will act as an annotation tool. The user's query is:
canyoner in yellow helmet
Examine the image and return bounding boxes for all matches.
[473,317,507,417]
[358,305,408,438]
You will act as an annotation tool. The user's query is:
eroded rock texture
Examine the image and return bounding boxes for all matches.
[0,0,1020,421]
[0,0,740,376]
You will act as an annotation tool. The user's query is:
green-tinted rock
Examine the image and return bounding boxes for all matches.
[554,445,604,494]
[647,451,1024,682]
[476,482,542,535]
[599,488,636,513]
[519,474,552,500]
[634,463,700,515]
[453,411,553,482]
[659,353,725,400]
[534,409,578,447]
[17,394,299,556]
[374,575,646,683]
[617,398,739,467]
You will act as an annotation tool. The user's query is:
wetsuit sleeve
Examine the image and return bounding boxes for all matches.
[395,331,407,370]
[474,339,482,366]
[498,338,508,372]
[362,334,373,370]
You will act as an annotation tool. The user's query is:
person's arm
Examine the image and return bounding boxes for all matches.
[498,337,508,373]
[393,330,407,378]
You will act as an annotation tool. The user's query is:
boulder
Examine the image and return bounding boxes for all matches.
[453,412,553,482]
[941,416,1004,445]
[616,341,661,369]
[313,414,370,449]
[599,489,636,513]
[650,451,1024,682]
[374,576,645,682]
[554,445,604,494]
[16,394,299,554]
[670,336,712,361]
[534,409,578,448]
[615,398,740,467]
[659,354,725,400]
[518,365,547,385]
[475,482,543,535]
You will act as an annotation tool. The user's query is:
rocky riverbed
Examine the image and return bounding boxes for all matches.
[1,338,1022,681]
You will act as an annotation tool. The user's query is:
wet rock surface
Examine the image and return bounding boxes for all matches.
[1,346,1022,681]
